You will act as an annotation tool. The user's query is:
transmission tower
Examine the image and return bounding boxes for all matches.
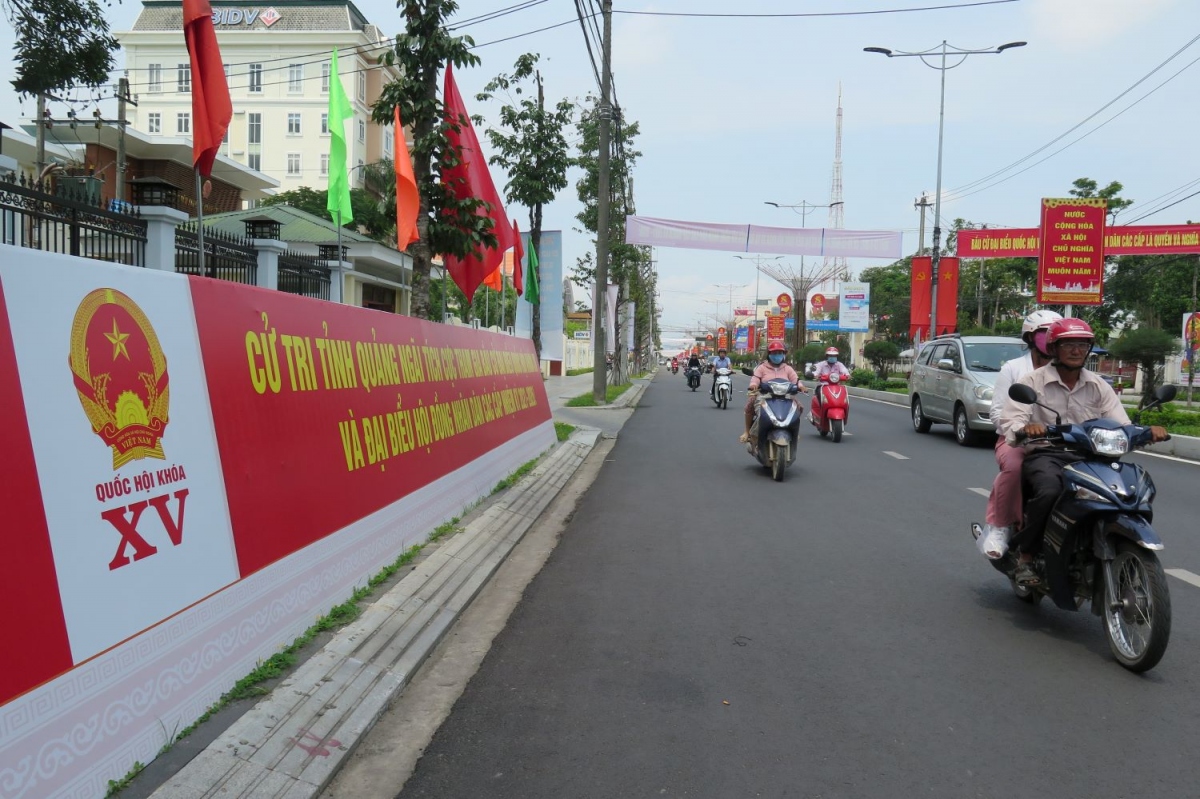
[823,85,849,284]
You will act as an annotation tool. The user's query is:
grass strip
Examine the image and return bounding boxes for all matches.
[565,383,632,407]
[555,422,576,441]
[566,367,594,376]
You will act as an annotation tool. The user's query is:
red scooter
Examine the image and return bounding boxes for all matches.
[810,372,850,442]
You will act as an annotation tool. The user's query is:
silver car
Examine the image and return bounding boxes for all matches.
[908,334,1025,446]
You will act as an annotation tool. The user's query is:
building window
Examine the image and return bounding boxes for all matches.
[383,125,393,155]
[248,112,262,144]
[357,119,365,143]
[249,63,263,93]
[148,64,162,93]
[287,153,301,176]
[177,112,190,134]
[287,113,301,135]
[177,64,191,93]
[320,154,329,176]
[320,113,328,135]
[147,112,161,134]
[357,71,366,102]
[288,64,303,92]
[321,62,330,93]
[248,153,261,171]
[356,158,364,183]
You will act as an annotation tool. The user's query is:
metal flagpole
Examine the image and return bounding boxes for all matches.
[196,171,207,277]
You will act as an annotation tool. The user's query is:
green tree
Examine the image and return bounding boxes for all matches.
[475,53,574,357]
[374,0,498,321]
[260,186,393,244]
[1069,177,1134,222]
[859,259,913,340]
[8,0,118,97]
[864,340,901,380]
[1107,326,1179,405]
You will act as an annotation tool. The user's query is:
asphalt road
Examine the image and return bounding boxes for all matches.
[394,369,1200,799]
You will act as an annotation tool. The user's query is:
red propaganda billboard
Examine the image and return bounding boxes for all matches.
[960,224,1200,259]
[777,293,793,314]
[958,228,1040,258]
[766,314,786,342]
[189,280,551,577]
[1038,198,1106,305]
[910,257,959,337]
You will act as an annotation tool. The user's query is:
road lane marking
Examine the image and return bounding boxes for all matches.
[967,487,991,497]
[883,451,909,460]
[1166,569,1200,589]
[1132,450,1200,466]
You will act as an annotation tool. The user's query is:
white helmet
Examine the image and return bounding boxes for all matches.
[1021,309,1062,339]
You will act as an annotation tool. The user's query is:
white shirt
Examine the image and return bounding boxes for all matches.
[990,352,1033,426]
[998,365,1130,445]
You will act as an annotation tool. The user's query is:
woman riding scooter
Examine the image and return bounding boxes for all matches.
[740,342,807,443]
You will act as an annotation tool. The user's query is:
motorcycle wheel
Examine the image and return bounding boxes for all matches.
[831,418,844,443]
[719,392,727,409]
[770,443,787,482]
[1104,541,1171,673]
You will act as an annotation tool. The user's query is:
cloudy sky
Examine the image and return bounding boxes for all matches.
[3,0,1197,349]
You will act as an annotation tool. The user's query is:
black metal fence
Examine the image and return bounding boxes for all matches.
[278,249,331,299]
[174,222,258,284]
[0,173,147,265]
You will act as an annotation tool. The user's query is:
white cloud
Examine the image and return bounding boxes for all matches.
[1028,0,1179,49]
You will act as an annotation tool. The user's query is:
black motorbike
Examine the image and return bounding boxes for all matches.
[974,382,1175,672]
[686,365,702,391]
[741,367,803,482]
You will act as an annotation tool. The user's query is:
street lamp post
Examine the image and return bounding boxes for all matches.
[734,254,783,351]
[764,200,844,349]
[864,40,1025,341]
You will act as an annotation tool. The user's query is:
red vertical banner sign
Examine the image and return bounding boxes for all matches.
[936,256,960,335]
[0,280,73,703]
[910,256,932,339]
[1038,197,1107,305]
[766,314,785,342]
[747,324,756,351]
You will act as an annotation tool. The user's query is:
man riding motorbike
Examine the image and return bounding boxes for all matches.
[740,342,806,443]
[710,347,732,399]
[811,347,851,421]
[998,317,1169,586]
[975,309,1061,559]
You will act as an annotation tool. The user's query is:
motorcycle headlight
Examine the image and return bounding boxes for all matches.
[1088,427,1130,456]
[974,385,994,401]
[1075,485,1113,504]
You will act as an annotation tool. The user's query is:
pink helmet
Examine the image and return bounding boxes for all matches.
[1046,317,1095,346]
[825,347,839,356]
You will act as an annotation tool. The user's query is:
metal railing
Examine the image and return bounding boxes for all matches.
[0,172,147,265]
[278,249,331,299]
[174,222,258,284]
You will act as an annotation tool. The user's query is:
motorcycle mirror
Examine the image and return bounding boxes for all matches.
[741,367,755,377]
[1155,384,1177,404]
[1008,384,1038,404]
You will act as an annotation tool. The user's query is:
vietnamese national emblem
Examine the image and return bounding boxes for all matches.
[69,288,170,469]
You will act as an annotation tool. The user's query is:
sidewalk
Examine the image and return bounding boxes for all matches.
[141,375,655,798]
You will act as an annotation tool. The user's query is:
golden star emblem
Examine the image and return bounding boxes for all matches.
[105,318,131,360]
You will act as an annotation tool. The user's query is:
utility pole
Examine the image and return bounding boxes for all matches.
[116,77,135,204]
[1189,256,1197,408]
[36,94,46,179]
[591,0,613,404]
[914,194,932,255]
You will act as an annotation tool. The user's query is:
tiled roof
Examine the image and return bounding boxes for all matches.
[201,203,378,244]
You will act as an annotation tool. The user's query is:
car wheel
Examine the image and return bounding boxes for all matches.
[912,397,932,433]
[954,404,981,446]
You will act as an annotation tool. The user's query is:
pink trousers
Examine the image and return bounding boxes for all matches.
[987,436,1025,527]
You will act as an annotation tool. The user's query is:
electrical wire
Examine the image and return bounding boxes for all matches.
[613,0,1019,18]
[1124,189,1200,225]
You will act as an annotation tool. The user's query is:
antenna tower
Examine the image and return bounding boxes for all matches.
[823,85,848,284]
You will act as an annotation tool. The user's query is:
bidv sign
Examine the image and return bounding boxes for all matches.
[212,7,283,26]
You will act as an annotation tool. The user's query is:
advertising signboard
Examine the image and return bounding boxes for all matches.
[838,281,870,332]
[1037,198,1106,305]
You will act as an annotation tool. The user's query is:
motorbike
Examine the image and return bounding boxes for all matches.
[972,382,1176,673]
[686,366,702,391]
[671,362,678,374]
[811,372,850,442]
[712,367,733,409]
[741,367,803,482]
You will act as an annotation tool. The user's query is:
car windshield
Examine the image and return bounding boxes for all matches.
[963,342,1024,372]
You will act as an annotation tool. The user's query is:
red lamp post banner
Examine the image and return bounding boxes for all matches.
[910,257,932,339]
[1038,198,1107,305]
[766,314,786,342]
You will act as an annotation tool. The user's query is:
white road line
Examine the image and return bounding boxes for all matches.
[967,487,991,497]
[1132,450,1200,466]
[883,451,910,460]
[1166,569,1200,589]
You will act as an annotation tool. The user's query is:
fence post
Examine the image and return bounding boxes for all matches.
[253,239,286,291]
[137,205,188,271]
[327,259,350,303]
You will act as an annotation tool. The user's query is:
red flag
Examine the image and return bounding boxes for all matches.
[512,219,524,296]
[393,106,419,251]
[936,257,960,335]
[910,256,932,339]
[182,0,232,177]
[440,63,515,303]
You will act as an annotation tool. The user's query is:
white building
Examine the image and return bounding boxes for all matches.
[117,0,400,193]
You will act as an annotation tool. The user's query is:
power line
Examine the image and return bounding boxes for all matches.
[613,0,1018,18]
[1125,189,1200,225]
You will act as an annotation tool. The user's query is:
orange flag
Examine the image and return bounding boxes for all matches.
[512,220,524,296]
[483,264,503,291]
[182,0,232,176]
[393,106,419,251]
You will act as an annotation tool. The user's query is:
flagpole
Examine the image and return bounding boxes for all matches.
[196,170,208,277]
[337,209,342,277]
[500,270,506,332]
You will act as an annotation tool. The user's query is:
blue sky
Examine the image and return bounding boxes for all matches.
[3,0,1196,349]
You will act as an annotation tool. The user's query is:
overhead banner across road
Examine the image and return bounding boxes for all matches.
[958,223,1200,258]
[625,216,903,259]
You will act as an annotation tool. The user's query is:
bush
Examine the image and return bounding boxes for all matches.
[849,368,875,387]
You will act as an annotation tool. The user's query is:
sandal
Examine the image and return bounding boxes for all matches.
[1013,560,1040,586]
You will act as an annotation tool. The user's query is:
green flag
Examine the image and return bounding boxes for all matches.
[524,243,539,305]
[326,48,354,226]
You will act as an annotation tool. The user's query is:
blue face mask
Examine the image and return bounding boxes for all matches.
[768,353,785,366]
[827,356,837,364]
